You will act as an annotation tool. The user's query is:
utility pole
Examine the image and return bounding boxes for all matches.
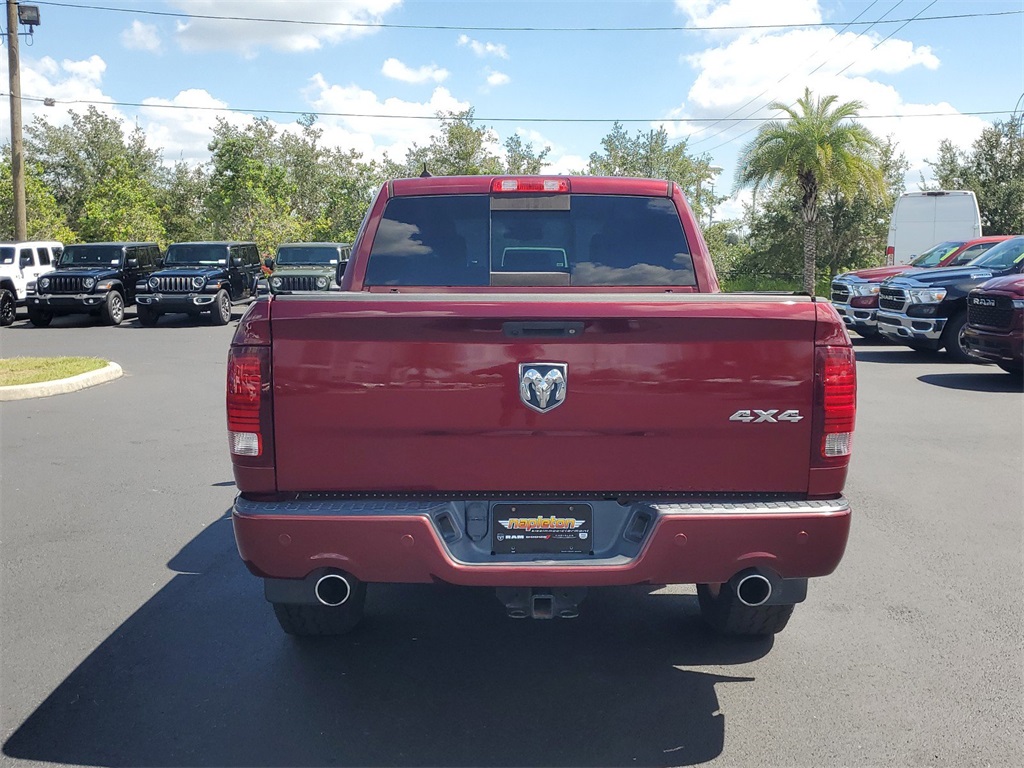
[7,0,27,240]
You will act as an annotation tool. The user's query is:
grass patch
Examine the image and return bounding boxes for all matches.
[0,357,109,387]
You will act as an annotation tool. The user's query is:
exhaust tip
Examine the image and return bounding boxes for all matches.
[314,573,352,607]
[735,573,772,607]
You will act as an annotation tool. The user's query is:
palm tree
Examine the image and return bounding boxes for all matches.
[736,88,884,294]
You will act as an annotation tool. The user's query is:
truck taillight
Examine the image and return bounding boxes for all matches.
[491,177,570,193]
[885,245,895,266]
[227,346,272,458]
[813,346,856,465]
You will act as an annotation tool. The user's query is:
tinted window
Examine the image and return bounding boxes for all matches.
[37,247,51,265]
[909,241,963,268]
[59,245,125,266]
[365,194,694,287]
[969,237,1024,270]
[276,246,342,265]
[949,242,997,267]
[246,246,259,265]
[0,247,14,265]
[165,244,227,266]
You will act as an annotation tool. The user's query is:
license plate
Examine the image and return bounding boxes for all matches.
[491,503,593,555]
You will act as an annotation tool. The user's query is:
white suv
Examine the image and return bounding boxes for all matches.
[0,240,64,326]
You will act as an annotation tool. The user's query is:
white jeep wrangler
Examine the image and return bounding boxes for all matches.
[0,241,63,326]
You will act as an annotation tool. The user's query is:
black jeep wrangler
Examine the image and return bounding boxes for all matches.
[134,241,261,326]
[27,242,160,326]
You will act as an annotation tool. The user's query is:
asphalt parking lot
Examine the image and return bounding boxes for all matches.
[1,309,1022,767]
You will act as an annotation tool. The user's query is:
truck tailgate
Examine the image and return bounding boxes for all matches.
[269,293,817,494]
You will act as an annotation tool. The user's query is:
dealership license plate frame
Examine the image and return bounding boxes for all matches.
[491,503,593,555]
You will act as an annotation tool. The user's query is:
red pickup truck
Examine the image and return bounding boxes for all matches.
[228,175,856,638]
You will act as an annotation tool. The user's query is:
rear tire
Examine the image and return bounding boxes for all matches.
[136,305,160,327]
[101,291,125,326]
[210,290,232,325]
[0,289,15,326]
[942,312,976,363]
[27,307,53,327]
[272,581,367,637]
[697,582,795,637]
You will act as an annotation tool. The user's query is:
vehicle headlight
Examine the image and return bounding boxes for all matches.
[850,283,881,297]
[270,276,283,289]
[39,277,50,289]
[192,276,205,290]
[316,276,328,289]
[149,276,160,289]
[82,277,95,290]
[908,287,947,304]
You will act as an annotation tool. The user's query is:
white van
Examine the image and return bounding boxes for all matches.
[885,191,981,265]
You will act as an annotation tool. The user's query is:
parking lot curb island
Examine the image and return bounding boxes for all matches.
[0,362,124,401]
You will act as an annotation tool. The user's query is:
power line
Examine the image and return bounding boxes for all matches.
[31,1,1024,33]
[683,0,902,149]
[696,0,942,155]
[4,92,1014,124]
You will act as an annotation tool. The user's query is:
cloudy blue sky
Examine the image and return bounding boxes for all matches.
[3,0,1022,219]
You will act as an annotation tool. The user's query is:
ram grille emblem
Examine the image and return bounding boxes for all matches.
[519,363,567,413]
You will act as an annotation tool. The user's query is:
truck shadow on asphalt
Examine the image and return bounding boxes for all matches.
[3,513,768,767]
[916,372,1024,393]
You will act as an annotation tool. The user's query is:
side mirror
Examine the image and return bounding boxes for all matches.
[155,257,164,267]
[263,257,275,270]
[127,258,139,268]
[231,256,244,267]
[335,260,348,284]
[19,256,33,269]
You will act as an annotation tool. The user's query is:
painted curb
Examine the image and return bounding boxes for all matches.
[0,362,123,401]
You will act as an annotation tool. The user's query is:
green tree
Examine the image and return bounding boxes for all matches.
[401,109,504,177]
[159,161,212,244]
[503,133,550,174]
[206,117,302,253]
[78,156,166,242]
[925,116,1024,234]
[585,122,718,223]
[25,106,164,234]
[0,153,76,242]
[735,88,884,294]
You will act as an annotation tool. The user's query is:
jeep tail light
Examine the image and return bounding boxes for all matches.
[812,345,856,465]
[885,245,895,265]
[491,177,570,193]
[227,345,273,460]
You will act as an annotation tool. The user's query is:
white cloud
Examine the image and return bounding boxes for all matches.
[381,58,449,84]
[485,70,510,88]
[656,19,961,188]
[457,34,509,59]
[1,54,122,146]
[170,0,402,55]
[676,0,821,33]
[140,90,248,162]
[542,154,589,175]
[60,55,107,84]
[121,20,162,53]
[302,74,471,161]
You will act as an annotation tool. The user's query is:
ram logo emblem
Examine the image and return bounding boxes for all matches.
[519,363,567,413]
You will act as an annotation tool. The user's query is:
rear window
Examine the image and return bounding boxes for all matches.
[364,194,694,287]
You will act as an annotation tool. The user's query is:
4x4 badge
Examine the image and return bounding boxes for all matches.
[519,363,567,413]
